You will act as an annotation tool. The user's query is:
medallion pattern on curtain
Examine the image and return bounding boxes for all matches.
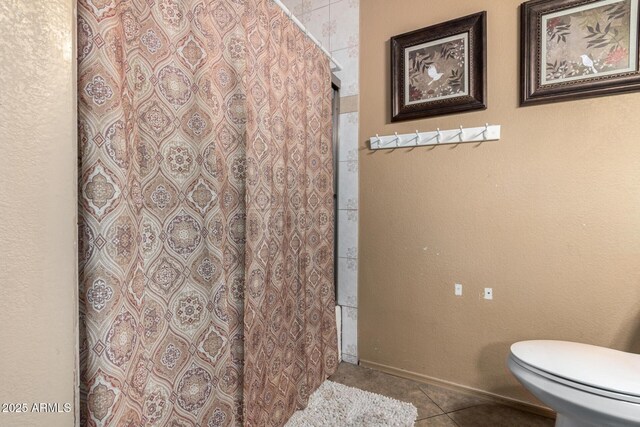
[78,0,337,426]
[242,2,338,425]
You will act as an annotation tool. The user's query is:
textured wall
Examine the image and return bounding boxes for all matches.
[0,1,77,425]
[359,0,640,405]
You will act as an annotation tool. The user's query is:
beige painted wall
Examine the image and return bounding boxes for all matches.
[0,1,77,425]
[359,0,640,405]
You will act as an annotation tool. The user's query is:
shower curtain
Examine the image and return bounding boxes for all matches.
[77,0,338,425]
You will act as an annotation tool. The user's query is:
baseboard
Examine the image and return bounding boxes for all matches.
[359,359,556,420]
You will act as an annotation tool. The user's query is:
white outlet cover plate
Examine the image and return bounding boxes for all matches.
[455,283,463,296]
[484,288,493,300]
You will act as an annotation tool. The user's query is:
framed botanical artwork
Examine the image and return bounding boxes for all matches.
[521,0,640,105]
[391,12,487,122]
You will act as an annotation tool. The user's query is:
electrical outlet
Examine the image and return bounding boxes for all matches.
[484,288,493,300]
[455,283,463,296]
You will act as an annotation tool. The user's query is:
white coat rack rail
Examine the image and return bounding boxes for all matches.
[369,124,501,150]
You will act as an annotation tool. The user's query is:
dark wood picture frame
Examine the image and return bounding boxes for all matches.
[391,12,487,122]
[521,0,640,106]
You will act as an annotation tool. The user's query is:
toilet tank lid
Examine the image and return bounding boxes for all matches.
[511,340,640,397]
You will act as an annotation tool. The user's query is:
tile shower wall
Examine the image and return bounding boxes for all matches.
[282,0,360,364]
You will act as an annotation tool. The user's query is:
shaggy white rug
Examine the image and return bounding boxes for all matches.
[285,380,418,427]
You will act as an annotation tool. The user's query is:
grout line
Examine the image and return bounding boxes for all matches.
[445,413,461,426]
[330,43,359,55]
[418,386,489,414]
[444,402,486,414]
[418,413,450,421]
[359,359,556,419]
[330,44,359,55]
[445,403,489,417]
[418,387,447,417]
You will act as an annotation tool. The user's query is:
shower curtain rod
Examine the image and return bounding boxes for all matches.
[272,0,343,71]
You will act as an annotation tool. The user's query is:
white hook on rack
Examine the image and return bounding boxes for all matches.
[369,124,500,151]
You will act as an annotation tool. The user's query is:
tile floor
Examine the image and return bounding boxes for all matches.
[328,363,555,427]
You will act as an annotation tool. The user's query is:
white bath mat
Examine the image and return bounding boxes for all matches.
[285,380,418,427]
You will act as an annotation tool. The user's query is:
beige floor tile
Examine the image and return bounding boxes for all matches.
[448,403,554,427]
[329,361,377,388]
[420,383,489,412]
[329,363,555,427]
[329,363,443,419]
[414,414,458,426]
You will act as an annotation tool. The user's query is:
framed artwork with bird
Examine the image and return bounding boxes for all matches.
[390,12,487,122]
[521,0,640,105]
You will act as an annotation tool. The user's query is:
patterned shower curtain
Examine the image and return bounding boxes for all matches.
[242,2,338,425]
[77,0,338,425]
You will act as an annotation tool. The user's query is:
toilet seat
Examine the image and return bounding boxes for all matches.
[510,352,640,405]
[510,340,640,404]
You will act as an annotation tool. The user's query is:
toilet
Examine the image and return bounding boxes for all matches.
[508,340,640,427]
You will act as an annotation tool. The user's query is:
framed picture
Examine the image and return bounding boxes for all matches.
[391,12,487,122]
[521,0,640,105]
